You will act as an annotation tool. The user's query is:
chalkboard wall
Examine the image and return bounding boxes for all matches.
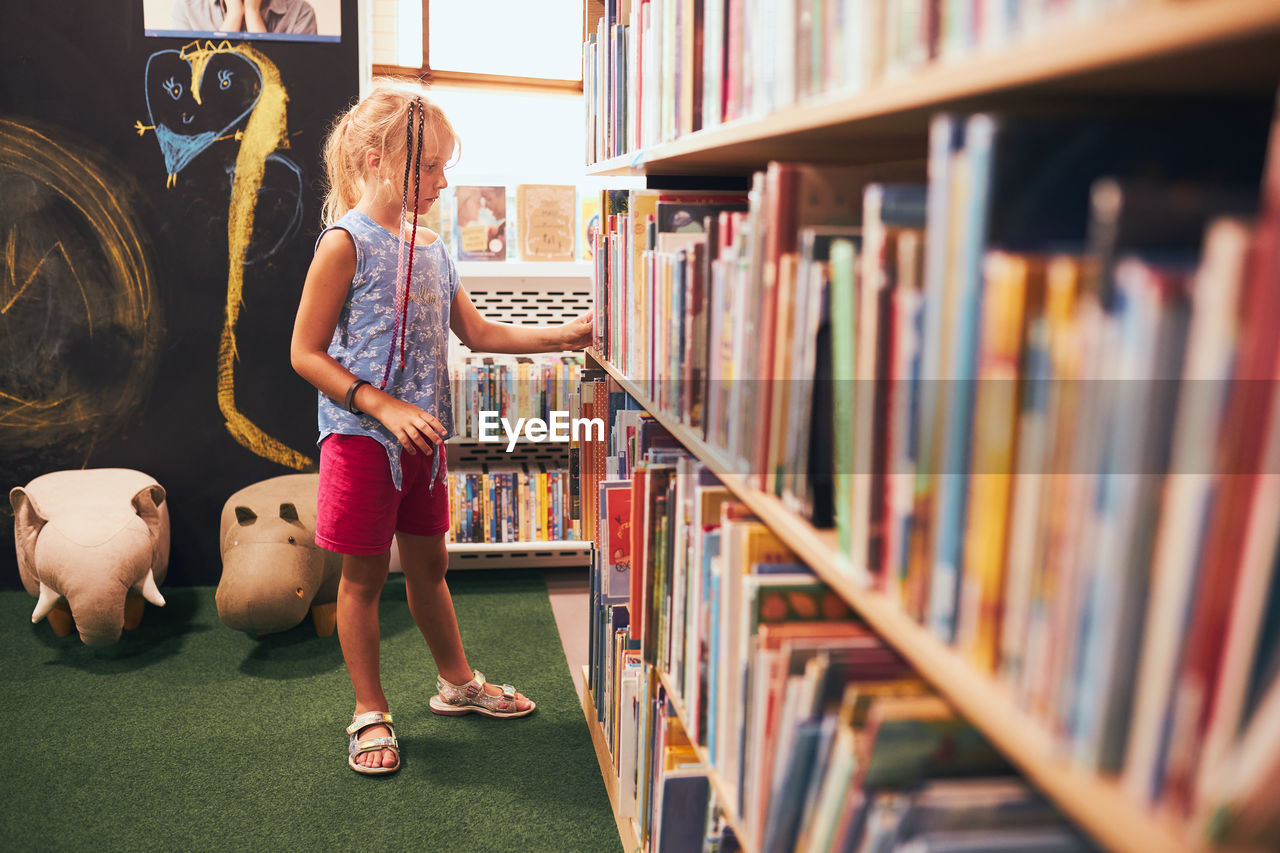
[0,1,360,587]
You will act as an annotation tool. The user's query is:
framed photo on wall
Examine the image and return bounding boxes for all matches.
[143,0,342,43]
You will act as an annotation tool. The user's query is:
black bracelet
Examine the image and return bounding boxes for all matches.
[344,378,370,414]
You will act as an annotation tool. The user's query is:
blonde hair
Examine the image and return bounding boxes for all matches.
[321,81,458,226]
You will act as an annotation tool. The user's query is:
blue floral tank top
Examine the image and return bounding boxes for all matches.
[316,209,459,489]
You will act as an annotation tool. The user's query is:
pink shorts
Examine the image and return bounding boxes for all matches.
[316,433,450,555]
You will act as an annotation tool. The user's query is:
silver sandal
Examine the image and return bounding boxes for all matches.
[429,670,535,718]
[346,710,400,775]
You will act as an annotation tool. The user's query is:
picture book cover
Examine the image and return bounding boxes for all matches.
[859,696,1009,789]
[751,578,852,628]
[516,184,577,262]
[603,480,634,602]
[454,185,507,261]
[656,200,748,234]
[653,771,710,853]
[581,194,601,260]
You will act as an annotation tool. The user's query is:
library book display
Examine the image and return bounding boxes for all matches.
[576,1,1280,851]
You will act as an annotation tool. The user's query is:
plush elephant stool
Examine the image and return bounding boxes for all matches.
[10,469,169,646]
[217,474,341,637]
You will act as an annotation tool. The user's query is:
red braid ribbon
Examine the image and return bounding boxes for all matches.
[380,98,419,389]
[399,97,425,370]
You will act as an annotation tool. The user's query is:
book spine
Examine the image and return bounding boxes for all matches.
[830,237,858,569]
[928,113,997,643]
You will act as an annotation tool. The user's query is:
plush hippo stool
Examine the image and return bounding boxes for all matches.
[10,469,169,646]
[217,474,341,637]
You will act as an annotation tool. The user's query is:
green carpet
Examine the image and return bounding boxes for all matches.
[0,571,621,853]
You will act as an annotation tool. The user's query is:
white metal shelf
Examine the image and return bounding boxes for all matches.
[449,540,589,553]
[447,539,591,569]
[449,273,594,362]
[456,261,592,279]
[437,274,593,570]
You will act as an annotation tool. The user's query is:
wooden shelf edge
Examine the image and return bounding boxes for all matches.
[600,0,1280,174]
[583,349,1200,853]
[582,667,643,853]
[586,151,646,176]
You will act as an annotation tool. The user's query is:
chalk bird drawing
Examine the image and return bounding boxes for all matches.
[136,40,311,471]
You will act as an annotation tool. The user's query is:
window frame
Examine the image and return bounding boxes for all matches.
[371,1,586,94]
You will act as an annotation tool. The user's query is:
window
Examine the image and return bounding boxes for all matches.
[371,0,584,92]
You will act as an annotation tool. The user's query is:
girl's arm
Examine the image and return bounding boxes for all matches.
[290,229,446,456]
[449,286,593,354]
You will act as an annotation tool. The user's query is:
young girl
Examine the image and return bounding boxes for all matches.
[290,83,592,775]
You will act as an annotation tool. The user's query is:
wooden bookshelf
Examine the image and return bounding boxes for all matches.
[584,347,1200,853]
[581,667,643,853]
[586,0,1280,175]
[581,3,1280,847]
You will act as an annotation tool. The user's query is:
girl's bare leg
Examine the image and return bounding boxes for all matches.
[337,550,398,768]
[396,531,531,710]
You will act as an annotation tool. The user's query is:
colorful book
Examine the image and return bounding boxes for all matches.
[955,250,1035,673]
[454,185,507,261]
[601,479,634,602]
[582,194,601,260]
[516,184,577,261]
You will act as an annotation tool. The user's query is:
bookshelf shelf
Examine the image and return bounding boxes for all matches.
[441,273,589,568]
[581,668,643,853]
[584,348,1197,853]
[585,0,1280,176]
[446,540,589,570]
[584,151,646,176]
[456,261,593,279]
[447,540,588,554]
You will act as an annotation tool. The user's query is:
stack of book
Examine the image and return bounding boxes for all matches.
[589,187,747,412]
[585,92,1280,850]
[823,107,1279,840]
[580,384,1096,851]
[448,354,582,439]
[587,165,919,524]
[584,0,1140,162]
[445,464,576,544]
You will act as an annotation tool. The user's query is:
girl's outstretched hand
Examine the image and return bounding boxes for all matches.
[372,396,448,456]
[562,310,594,351]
